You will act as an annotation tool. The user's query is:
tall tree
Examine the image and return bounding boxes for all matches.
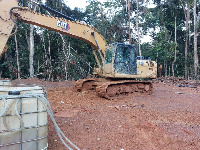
[15,35,20,79]
[28,1,38,78]
[172,17,177,76]
[193,0,198,77]
[179,0,192,79]
[128,0,132,44]
[136,0,141,56]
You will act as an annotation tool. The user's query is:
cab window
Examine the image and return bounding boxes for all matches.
[115,45,129,63]
[105,47,114,64]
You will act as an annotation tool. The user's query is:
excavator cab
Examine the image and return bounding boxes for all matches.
[102,43,157,79]
[105,43,137,75]
[103,43,137,78]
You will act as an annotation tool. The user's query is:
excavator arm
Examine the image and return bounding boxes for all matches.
[0,0,18,56]
[0,0,107,62]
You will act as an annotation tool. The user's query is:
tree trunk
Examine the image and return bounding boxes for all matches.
[194,0,199,77]
[185,5,190,79]
[59,33,69,81]
[28,2,37,78]
[66,42,71,80]
[40,33,48,66]
[59,0,62,13]
[158,64,162,77]
[47,32,52,81]
[180,0,190,79]
[172,17,177,76]
[15,35,20,79]
[136,0,141,56]
[164,61,167,77]
[128,0,131,44]
[29,24,34,78]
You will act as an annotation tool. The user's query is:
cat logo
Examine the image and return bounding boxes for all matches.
[57,20,70,31]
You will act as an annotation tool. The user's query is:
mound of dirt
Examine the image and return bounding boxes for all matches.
[152,76,200,87]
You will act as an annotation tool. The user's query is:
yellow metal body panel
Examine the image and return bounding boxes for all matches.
[103,63,113,75]
[136,60,157,78]
[0,0,18,57]
[94,59,157,79]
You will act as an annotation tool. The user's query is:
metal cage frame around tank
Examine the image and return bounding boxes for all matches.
[0,94,48,150]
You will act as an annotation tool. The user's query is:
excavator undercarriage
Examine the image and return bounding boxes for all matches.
[75,78,153,99]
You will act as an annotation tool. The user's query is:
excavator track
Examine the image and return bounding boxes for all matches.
[75,78,96,92]
[95,80,153,99]
[75,79,153,99]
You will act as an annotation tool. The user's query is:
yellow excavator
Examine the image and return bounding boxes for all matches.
[0,0,157,99]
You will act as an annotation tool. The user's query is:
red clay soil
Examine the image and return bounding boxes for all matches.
[11,78,200,150]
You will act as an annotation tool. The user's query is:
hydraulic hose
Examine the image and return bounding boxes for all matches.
[0,94,80,150]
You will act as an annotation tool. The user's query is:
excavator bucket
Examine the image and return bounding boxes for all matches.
[0,0,18,57]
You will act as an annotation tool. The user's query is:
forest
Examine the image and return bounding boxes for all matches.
[0,0,199,81]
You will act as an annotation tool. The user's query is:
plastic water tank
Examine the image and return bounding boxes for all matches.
[0,80,12,87]
[0,86,48,150]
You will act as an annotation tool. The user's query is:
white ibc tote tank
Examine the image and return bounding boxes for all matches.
[0,85,48,150]
[0,80,12,87]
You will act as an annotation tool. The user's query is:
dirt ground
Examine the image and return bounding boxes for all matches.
[11,78,200,150]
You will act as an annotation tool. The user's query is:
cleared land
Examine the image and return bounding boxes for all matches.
[12,78,200,150]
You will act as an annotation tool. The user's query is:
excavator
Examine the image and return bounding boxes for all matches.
[0,0,157,99]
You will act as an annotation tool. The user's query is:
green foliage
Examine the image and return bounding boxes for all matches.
[1,0,200,80]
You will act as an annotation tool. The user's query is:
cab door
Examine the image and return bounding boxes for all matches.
[114,44,137,75]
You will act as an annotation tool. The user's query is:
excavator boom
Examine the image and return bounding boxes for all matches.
[0,0,18,56]
[0,0,107,58]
